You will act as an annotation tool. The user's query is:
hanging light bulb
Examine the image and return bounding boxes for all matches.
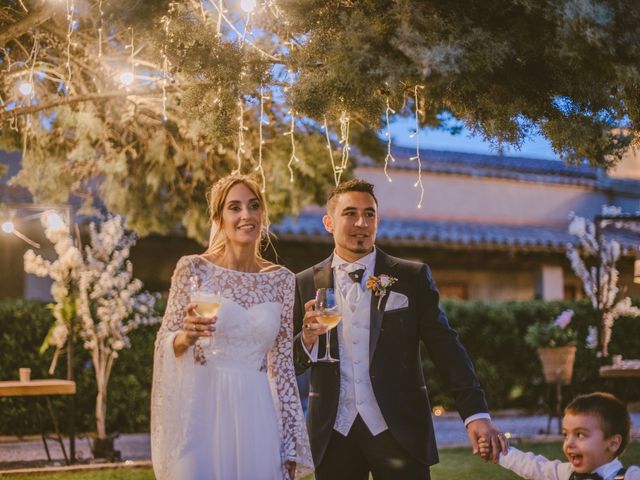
[1,221,14,234]
[240,0,257,13]
[44,211,65,231]
[18,82,33,96]
[119,71,134,86]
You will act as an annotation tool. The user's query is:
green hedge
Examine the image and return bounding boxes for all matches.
[1,298,639,436]
[0,299,158,436]
[425,299,640,412]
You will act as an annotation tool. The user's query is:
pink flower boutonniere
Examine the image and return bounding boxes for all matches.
[366,274,398,309]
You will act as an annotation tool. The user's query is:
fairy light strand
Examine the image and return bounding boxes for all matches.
[384,97,396,183]
[65,0,74,85]
[337,111,350,185]
[97,0,103,58]
[409,85,425,209]
[235,98,247,173]
[284,111,300,183]
[207,0,279,61]
[255,86,268,192]
[323,116,339,185]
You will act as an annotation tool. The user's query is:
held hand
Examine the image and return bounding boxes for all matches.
[466,418,508,463]
[301,299,327,351]
[179,303,217,347]
[284,460,296,479]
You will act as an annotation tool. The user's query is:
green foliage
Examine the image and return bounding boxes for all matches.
[425,299,640,411]
[524,323,577,349]
[0,299,159,437]
[2,0,640,241]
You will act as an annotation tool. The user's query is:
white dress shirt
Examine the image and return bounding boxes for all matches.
[499,447,639,480]
[304,248,490,430]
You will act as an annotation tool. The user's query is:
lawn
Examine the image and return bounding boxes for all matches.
[6,441,639,479]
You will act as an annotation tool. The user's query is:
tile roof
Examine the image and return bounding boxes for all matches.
[273,213,640,253]
[358,147,640,195]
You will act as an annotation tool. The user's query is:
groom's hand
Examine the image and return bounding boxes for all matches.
[301,299,328,351]
[466,418,508,463]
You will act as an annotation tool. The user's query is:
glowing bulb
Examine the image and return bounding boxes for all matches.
[1,221,14,234]
[44,212,65,231]
[18,82,33,96]
[119,71,134,86]
[240,0,256,13]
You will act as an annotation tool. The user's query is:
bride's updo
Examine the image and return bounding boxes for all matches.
[204,173,271,260]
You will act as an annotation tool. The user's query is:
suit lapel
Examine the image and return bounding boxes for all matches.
[313,255,334,291]
[369,248,398,363]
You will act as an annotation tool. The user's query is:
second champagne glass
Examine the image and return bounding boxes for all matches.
[315,288,342,363]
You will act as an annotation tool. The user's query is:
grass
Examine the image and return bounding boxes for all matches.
[5,441,639,479]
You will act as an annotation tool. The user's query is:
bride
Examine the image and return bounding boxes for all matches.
[151,174,313,480]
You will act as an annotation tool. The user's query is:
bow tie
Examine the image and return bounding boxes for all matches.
[347,268,365,284]
[569,472,603,480]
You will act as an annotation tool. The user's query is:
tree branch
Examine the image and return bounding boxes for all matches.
[0,2,57,48]
[0,88,173,121]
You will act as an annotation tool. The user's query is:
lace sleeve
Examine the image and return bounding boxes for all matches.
[267,270,314,477]
[151,256,199,480]
[155,256,192,348]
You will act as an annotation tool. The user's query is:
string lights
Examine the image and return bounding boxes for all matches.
[1,0,431,213]
[384,97,396,183]
[408,85,425,209]
[323,116,338,186]
[284,111,300,183]
[119,27,135,86]
[235,98,247,173]
[256,86,268,192]
[337,111,350,185]
[65,0,74,85]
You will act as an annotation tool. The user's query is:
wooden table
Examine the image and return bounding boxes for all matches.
[0,379,76,464]
[0,379,76,397]
[599,360,640,378]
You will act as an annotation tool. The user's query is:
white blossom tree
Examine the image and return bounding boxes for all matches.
[24,215,160,442]
[566,206,640,356]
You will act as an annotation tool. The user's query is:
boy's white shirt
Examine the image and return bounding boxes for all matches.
[499,447,640,480]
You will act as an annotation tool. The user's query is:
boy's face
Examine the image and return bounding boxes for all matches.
[562,412,621,473]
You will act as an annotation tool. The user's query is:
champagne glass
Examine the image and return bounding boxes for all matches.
[315,288,342,363]
[191,290,221,356]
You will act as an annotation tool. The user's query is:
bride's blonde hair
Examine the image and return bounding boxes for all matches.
[204,173,271,262]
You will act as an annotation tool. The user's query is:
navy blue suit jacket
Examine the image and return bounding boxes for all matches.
[293,249,488,467]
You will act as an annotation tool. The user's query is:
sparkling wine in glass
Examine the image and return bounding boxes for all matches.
[191,291,221,354]
[315,288,342,363]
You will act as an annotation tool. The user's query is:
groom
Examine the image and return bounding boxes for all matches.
[293,179,506,480]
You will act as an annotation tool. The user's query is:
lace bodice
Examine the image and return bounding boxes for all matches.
[153,255,313,476]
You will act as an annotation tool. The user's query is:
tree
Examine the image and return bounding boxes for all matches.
[2,0,640,241]
[566,207,640,357]
[24,215,160,446]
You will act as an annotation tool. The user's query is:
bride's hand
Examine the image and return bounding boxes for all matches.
[284,460,296,479]
[173,304,217,356]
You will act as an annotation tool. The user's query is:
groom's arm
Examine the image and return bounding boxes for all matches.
[415,263,507,461]
[416,263,488,418]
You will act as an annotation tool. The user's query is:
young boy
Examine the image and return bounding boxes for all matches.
[486,392,639,479]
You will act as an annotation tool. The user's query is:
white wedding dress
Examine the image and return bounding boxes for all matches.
[151,255,313,480]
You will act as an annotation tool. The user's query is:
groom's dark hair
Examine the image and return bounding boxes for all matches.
[327,179,378,213]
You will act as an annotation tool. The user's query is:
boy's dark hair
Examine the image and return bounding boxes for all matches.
[327,179,378,213]
[565,392,630,456]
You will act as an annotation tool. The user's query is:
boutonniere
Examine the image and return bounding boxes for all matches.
[366,274,398,309]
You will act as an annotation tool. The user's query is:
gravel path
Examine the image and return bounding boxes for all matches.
[1,413,638,468]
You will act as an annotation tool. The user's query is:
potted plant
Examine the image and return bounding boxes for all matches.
[525,309,578,385]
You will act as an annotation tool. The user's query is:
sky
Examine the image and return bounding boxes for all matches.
[389,116,558,160]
